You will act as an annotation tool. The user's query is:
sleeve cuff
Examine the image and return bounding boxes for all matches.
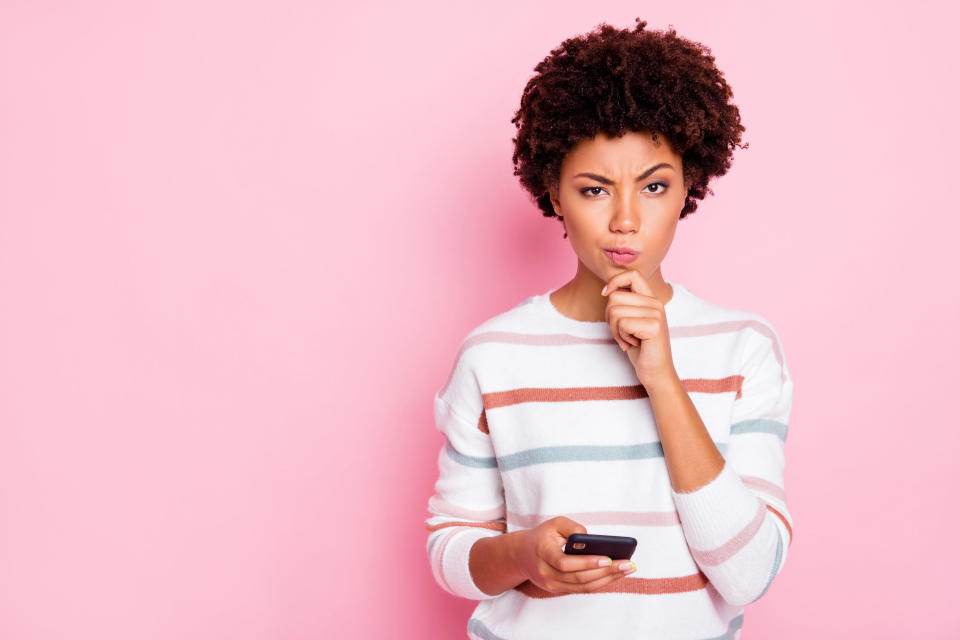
[440,527,503,600]
[670,460,762,550]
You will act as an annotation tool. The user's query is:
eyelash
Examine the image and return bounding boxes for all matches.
[580,182,669,197]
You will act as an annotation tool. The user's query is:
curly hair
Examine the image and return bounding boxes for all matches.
[511,18,748,221]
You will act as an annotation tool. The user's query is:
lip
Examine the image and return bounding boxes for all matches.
[604,247,638,256]
[603,248,639,265]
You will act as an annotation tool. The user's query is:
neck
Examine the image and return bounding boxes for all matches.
[550,262,673,323]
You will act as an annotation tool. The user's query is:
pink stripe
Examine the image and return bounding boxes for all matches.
[689,500,768,566]
[439,331,613,397]
[432,529,457,595]
[439,320,787,398]
[671,319,786,384]
[741,475,787,502]
[429,495,505,521]
[425,520,506,533]
[763,502,794,546]
[508,510,680,529]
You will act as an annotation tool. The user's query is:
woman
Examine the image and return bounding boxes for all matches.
[426,18,794,640]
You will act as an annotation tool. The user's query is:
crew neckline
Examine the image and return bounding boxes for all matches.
[539,278,686,329]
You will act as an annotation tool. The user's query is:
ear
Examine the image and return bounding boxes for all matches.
[548,186,562,216]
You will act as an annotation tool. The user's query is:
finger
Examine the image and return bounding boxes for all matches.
[554,560,635,585]
[550,516,588,539]
[542,542,591,573]
[604,303,635,351]
[544,561,637,593]
[618,316,661,345]
[601,270,634,297]
[610,306,659,347]
[602,269,654,298]
[576,565,635,593]
[546,549,613,574]
[622,269,655,297]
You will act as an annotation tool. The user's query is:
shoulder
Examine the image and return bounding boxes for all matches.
[678,282,783,346]
[436,292,544,405]
[452,292,546,364]
[463,292,543,339]
[674,283,789,382]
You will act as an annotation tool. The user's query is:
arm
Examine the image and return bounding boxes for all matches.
[426,388,508,600]
[468,530,527,596]
[426,345,634,598]
[646,323,794,607]
[469,517,636,596]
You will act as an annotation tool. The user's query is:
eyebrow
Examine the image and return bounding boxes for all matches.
[573,163,675,184]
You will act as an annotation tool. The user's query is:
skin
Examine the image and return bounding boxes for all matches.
[468,129,726,597]
[547,128,687,327]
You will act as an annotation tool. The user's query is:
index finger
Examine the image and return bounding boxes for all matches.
[543,544,612,573]
[602,269,654,298]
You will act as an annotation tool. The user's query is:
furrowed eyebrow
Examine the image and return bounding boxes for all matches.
[574,163,675,184]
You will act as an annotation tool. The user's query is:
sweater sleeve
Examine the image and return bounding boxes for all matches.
[670,320,794,607]
[425,345,506,600]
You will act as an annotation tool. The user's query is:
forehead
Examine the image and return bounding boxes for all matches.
[561,130,680,174]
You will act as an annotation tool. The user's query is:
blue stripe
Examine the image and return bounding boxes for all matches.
[446,436,732,472]
[469,611,743,639]
[467,618,506,640]
[750,529,783,603]
[498,442,663,470]
[702,613,744,640]
[426,531,440,556]
[445,439,498,468]
[495,441,726,471]
[730,418,788,442]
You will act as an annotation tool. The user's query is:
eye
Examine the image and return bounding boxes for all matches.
[644,181,669,195]
[580,182,669,198]
[580,186,607,197]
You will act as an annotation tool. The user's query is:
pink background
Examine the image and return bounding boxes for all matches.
[1,1,958,638]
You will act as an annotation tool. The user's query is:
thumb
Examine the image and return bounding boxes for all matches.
[551,516,587,538]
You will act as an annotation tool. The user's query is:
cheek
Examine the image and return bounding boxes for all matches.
[652,224,680,255]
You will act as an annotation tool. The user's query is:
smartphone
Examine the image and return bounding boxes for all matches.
[564,533,637,560]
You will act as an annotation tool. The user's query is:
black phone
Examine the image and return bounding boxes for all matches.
[564,533,637,560]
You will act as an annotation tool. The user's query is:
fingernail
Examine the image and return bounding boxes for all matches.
[601,285,607,295]
[618,562,634,572]
[598,557,611,567]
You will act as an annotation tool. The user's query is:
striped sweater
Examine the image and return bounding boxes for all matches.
[425,278,794,640]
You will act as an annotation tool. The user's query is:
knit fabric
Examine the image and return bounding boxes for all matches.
[425,279,794,640]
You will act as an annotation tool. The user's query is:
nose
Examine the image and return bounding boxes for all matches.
[609,191,641,233]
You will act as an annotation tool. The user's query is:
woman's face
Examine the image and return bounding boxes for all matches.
[548,130,689,290]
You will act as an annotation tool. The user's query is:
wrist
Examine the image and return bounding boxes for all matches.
[643,369,682,396]
[504,529,531,583]
[469,529,530,596]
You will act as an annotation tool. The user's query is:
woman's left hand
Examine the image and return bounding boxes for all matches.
[602,270,678,391]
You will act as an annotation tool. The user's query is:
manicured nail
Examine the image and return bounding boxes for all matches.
[618,562,634,572]
[598,557,611,567]
[601,285,608,295]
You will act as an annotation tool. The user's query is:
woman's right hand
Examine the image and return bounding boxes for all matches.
[512,516,636,594]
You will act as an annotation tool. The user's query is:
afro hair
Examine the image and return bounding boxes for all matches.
[511,18,748,221]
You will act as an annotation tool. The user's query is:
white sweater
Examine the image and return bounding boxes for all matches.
[426,278,794,640]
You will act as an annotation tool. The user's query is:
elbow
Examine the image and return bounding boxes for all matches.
[712,575,775,608]
[718,583,764,608]
[711,531,787,607]
[430,562,501,601]
[427,527,503,601]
